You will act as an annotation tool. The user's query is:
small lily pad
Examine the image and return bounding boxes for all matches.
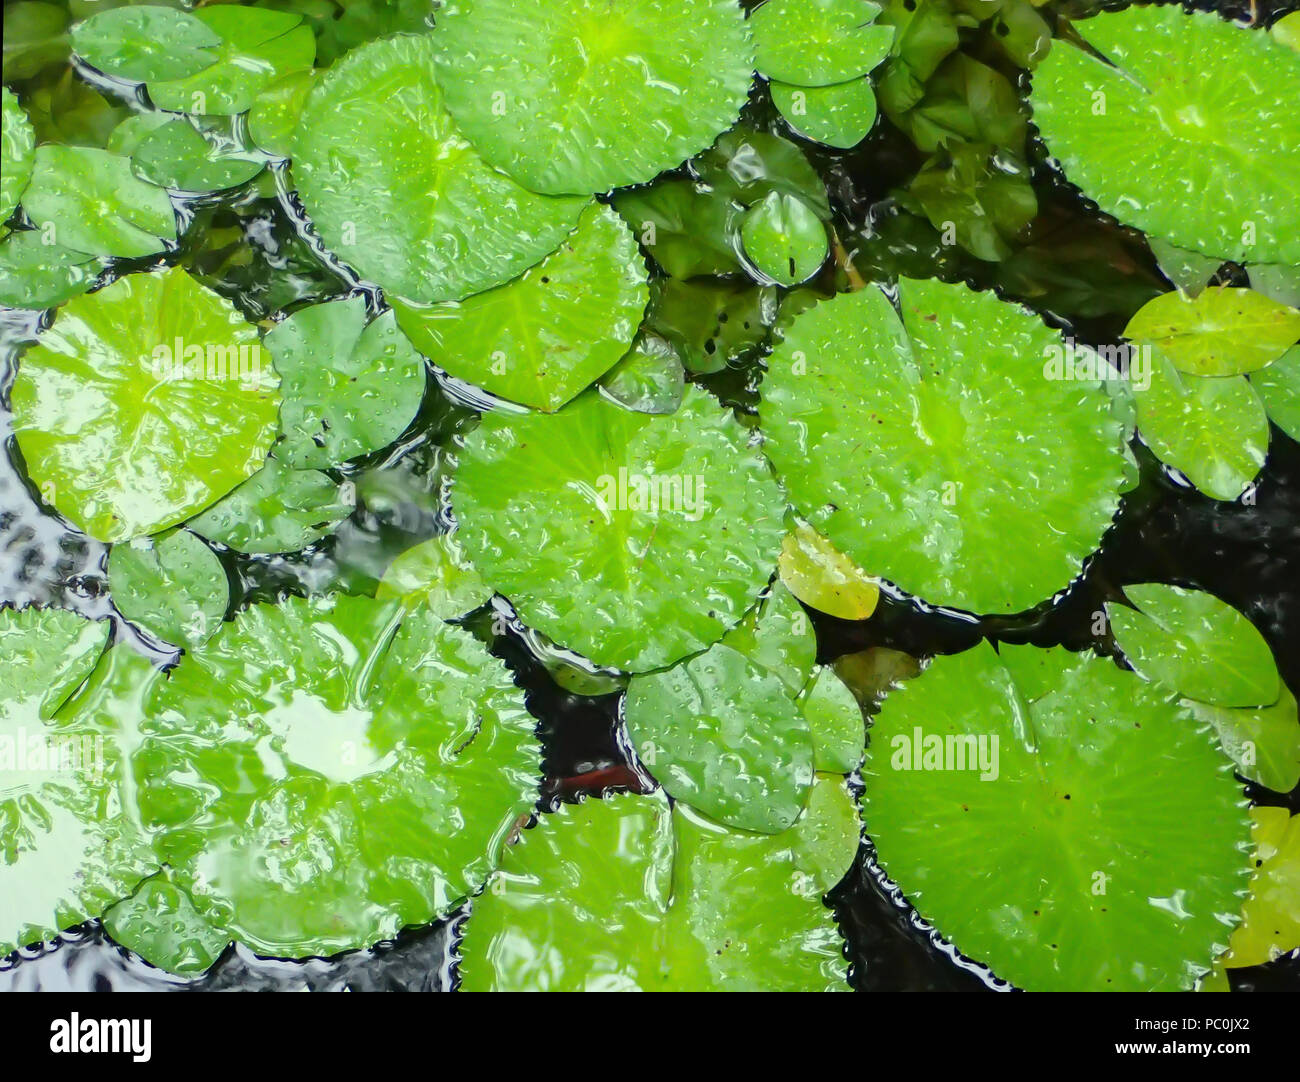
[103,869,229,977]
[771,77,878,148]
[1252,346,1300,441]
[612,178,743,279]
[109,529,229,650]
[393,203,647,412]
[1222,806,1300,969]
[430,0,756,195]
[1185,689,1300,795]
[71,5,221,84]
[246,69,316,159]
[0,230,103,310]
[598,335,686,416]
[10,267,281,542]
[740,191,829,286]
[750,0,894,87]
[778,521,880,621]
[127,117,264,193]
[2,87,35,223]
[376,533,494,622]
[721,581,816,695]
[800,665,865,773]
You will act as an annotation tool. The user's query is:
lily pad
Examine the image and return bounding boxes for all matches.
[771,78,878,148]
[1221,806,1300,969]
[1252,346,1300,441]
[1185,689,1300,795]
[646,277,780,375]
[376,533,494,622]
[750,0,894,87]
[127,117,264,193]
[246,69,316,159]
[800,665,865,773]
[70,5,222,83]
[458,780,854,991]
[740,191,829,286]
[778,521,880,621]
[694,127,831,219]
[188,456,352,555]
[863,642,1252,991]
[1124,287,1300,377]
[393,203,647,412]
[598,335,686,416]
[109,529,229,650]
[454,387,785,672]
[760,279,1127,614]
[20,144,177,259]
[292,34,586,304]
[721,581,816,695]
[1106,584,1280,710]
[2,88,35,223]
[103,869,229,977]
[430,0,756,195]
[270,297,426,469]
[9,267,281,542]
[612,179,744,279]
[0,230,103,310]
[137,594,541,959]
[1029,6,1300,265]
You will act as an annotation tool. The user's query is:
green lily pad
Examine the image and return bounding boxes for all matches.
[454,387,785,672]
[1222,806,1300,969]
[430,0,756,195]
[1277,11,1300,52]
[10,267,281,542]
[393,203,647,412]
[109,529,229,650]
[103,868,229,976]
[137,594,541,959]
[645,277,780,375]
[881,51,1026,156]
[598,335,686,416]
[458,780,855,991]
[2,88,35,223]
[70,5,221,83]
[1248,263,1300,308]
[740,191,829,286]
[0,230,103,310]
[246,69,316,159]
[127,117,264,193]
[376,533,494,622]
[778,521,880,621]
[20,144,176,258]
[1106,584,1280,710]
[612,179,744,279]
[270,297,426,469]
[1029,6,1300,265]
[771,77,878,148]
[721,581,816,695]
[1252,346,1300,441]
[1148,237,1224,297]
[3,2,71,82]
[2,616,158,957]
[863,642,1252,991]
[800,665,865,773]
[188,456,352,555]
[1124,287,1300,377]
[751,0,894,87]
[1185,688,1300,795]
[760,279,1127,614]
[694,126,831,218]
[1133,352,1269,502]
[292,34,586,304]
[626,641,813,834]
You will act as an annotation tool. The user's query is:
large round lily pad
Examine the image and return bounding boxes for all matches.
[137,594,541,960]
[292,34,587,304]
[863,642,1252,991]
[1030,6,1300,264]
[430,0,756,195]
[759,280,1128,614]
[9,267,281,542]
[454,387,786,671]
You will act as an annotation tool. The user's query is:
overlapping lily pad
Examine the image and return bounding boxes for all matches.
[120,116,264,194]
[1,87,34,223]
[771,78,878,148]
[863,642,1252,991]
[430,0,756,195]
[394,203,647,412]
[1252,347,1300,441]
[458,781,855,991]
[376,533,494,622]
[740,191,829,286]
[1030,6,1300,264]
[760,279,1128,614]
[454,387,785,671]
[750,0,894,86]
[109,529,229,650]
[1221,806,1300,968]
[0,230,103,310]
[9,267,281,542]
[292,34,587,304]
[778,521,880,621]
[598,335,686,416]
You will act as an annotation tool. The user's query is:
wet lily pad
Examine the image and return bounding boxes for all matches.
[109,529,229,650]
[760,279,1127,614]
[751,0,894,87]
[1186,689,1300,795]
[376,533,494,622]
[740,191,829,286]
[126,117,264,193]
[293,34,586,304]
[70,5,221,84]
[1030,6,1300,265]
[1124,288,1300,377]
[646,277,780,375]
[721,581,816,695]
[771,77,878,148]
[9,267,281,542]
[394,203,647,412]
[800,665,865,773]
[137,594,541,959]
[2,87,35,223]
[612,179,743,280]
[1252,347,1300,441]
[246,69,316,159]
[1107,584,1280,710]
[778,521,880,621]
[103,868,229,977]
[430,0,755,195]
[270,297,426,469]
[694,126,831,218]
[0,230,103,310]
[863,642,1252,991]
[455,387,784,672]
[458,780,854,991]
[598,335,686,416]
[1222,806,1300,968]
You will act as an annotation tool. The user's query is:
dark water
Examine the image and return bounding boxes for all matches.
[3,0,1299,991]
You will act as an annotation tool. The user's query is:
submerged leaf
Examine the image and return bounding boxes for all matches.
[740,191,829,286]
[376,533,493,622]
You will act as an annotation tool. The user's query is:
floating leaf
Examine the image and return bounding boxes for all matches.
[127,117,263,193]
[431,0,755,195]
[455,387,785,672]
[137,594,540,960]
[1276,11,1300,52]
[1124,288,1300,377]
[109,529,229,650]
[20,144,176,258]
[394,204,647,412]
[293,34,586,304]
[1147,237,1224,297]
[778,521,879,621]
[189,455,351,555]
[1107,584,1280,709]
[1252,346,1300,441]
[103,869,229,977]
[646,277,780,375]
[1133,352,1269,502]
[269,297,426,469]
[1030,6,1300,265]
[800,665,865,773]
[1222,806,1300,969]
[598,335,686,416]
[612,179,743,279]
[1185,689,1300,795]
[740,191,829,286]
[459,781,854,991]
[246,69,316,159]
[376,533,493,622]
[750,0,894,86]
[10,267,280,542]
[0,230,102,310]
[760,280,1127,614]
[2,88,35,223]
[771,78,878,148]
[71,5,221,83]
[721,581,816,694]
[1248,262,1300,308]
[863,642,1251,991]
[694,126,831,218]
